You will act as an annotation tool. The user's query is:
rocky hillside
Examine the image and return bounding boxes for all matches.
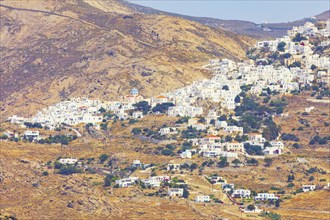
[0,0,253,118]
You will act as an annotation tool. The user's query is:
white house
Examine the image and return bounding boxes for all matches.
[215,120,228,129]
[220,151,238,158]
[168,106,203,118]
[150,175,170,182]
[270,141,284,149]
[206,109,218,123]
[8,115,26,124]
[302,185,316,192]
[3,130,18,138]
[202,150,220,158]
[195,195,210,202]
[141,178,161,188]
[305,106,315,113]
[208,175,226,184]
[115,177,139,188]
[132,111,143,119]
[24,130,40,140]
[226,141,245,152]
[132,160,142,168]
[151,95,169,106]
[248,133,266,146]
[222,183,235,192]
[192,123,207,131]
[232,189,251,198]
[59,158,78,165]
[181,150,192,159]
[255,193,278,201]
[224,126,244,134]
[202,135,221,144]
[168,188,184,197]
[263,147,282,155]
[159,127,171,136]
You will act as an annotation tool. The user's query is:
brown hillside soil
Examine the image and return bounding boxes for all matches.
[0,0,254,119]
[271,190,330,220]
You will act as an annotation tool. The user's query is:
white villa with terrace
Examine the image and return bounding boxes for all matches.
[195,195,210,202]
[232,189,251,198]
[255,193,278,201]
[168,188,184,197]
[115,177,139,188]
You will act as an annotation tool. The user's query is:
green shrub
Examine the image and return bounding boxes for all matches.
[287,183,294,187]
[161,149,173,156]
[58,166,82,175]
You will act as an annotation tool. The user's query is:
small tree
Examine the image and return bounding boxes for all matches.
[234,95,241,103]
[264,141,271,148]
[99,107,106,113]
[292,143,300,149]
[264,158,273,167]
[287,174,294,182]
[247,158,259,166]
[183,188,190,198]
[151,102,175,113]
[282,53,291,59]
[58,166,82,175]
[190,163,198,172]
[277,42,286,52]
[132,128,142,135]
[85,123,93,129]
[232,159,241,167]
[104,174,116,187]
[289,61,301,68]
[198,117,206,123]
[99,154,109,164]
[133,101,151,115]
[275,199,280,208]
[161,149,173,156]
[100,123,108,131]
[54,161,64,169]
[247,204,255,211]
[268,199,275,206]
[218,115,227,121]
[217,157,229,168]
[311,64,318,71]
[287,183,295,187]
[293,33,307,42]
[225,135,233,142]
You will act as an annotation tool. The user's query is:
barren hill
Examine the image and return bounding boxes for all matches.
[0,0,253,118]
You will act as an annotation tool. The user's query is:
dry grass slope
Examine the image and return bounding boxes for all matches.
[0,0,254,118]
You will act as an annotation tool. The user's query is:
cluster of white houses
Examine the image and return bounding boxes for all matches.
[7,21,329,151]
[55,156,320,202]
[3,129,41,141]
[256,21,329,53]
[170,121,284,159]
[110,166,211,202]
[207,175,279,201]
[254,21,330,79]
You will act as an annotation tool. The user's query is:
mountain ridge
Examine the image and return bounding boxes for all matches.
[121,0,329,38]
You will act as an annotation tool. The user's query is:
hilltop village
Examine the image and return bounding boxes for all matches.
[2,20,330,217]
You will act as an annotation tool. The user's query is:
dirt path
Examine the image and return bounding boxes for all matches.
[63,126,82,137]
[0,3,114,33]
